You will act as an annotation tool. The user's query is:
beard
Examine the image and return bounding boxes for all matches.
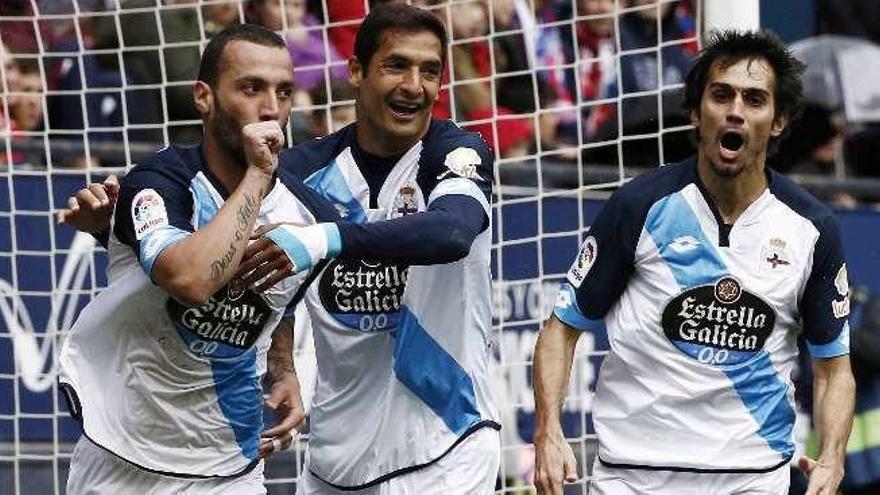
[209,99,247,168]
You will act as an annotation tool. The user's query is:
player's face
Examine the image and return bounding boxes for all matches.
[692,57,787,179]
[349,28,443,156]
[197,40,294,165]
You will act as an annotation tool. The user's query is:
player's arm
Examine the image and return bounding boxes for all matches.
[237,194,486,288]
[801,355,854,495]
[335,193,487,264]
[260,316,305,458]
[144,122,280,304]
[533,314,580,495]
[798,214,855,495]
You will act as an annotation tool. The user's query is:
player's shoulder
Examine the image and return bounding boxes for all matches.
[123,144,201,189]
[275,166,340,222]
[419,119,493,179]
[281,125,356,180]
[768,169,837,229]
[608,156,698,216]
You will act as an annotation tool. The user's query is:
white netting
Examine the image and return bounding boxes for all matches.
[0,1,703,493]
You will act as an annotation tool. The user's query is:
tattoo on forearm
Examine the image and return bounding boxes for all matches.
[210,193,257,281]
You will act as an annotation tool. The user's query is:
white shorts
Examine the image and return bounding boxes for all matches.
[66,436,266,495]
[589,457,790,495]
[297,426,501,495]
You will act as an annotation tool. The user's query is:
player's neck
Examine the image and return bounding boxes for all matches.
[354,120,427,158]
[697,157,768,225]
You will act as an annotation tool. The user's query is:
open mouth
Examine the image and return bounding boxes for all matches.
[719,131,744,161]
[388,100,422,120]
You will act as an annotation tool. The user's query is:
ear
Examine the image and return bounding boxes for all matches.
[193,80,212,116]
[348,56,363,89]
[770,113,789,138]
[689,109,699,128]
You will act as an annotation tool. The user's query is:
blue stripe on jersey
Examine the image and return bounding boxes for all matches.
[304,162,367,224]
[808,321,851,358]
[393,306,480,435]
[722,351,795,460]
[554,283,604,332]
[211,348,262,461]
[646,190,793,459]
[139,225,189,275]
[644,191,726,288]
[190,174,220,228]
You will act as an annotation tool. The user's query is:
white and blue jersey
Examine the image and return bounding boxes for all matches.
[555,157,850,472]
[283,120,500,488]
[59,144,337,477]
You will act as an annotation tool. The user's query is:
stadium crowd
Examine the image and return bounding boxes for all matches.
[1,0,878,198]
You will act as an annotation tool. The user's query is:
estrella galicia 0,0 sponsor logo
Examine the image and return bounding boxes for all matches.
[167,284,271,359]
[319,259,408,333]
[661,276,776,366]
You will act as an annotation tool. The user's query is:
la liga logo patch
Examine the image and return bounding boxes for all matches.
[132,188,169,240]
[566,236,597,288]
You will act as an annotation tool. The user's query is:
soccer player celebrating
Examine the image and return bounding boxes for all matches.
[532,30,855,495]
[58,25,337,493]
[60,5,500,494]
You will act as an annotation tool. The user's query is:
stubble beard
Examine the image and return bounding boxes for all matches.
[210,100,247,168]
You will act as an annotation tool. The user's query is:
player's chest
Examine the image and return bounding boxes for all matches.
[635,211,815,315]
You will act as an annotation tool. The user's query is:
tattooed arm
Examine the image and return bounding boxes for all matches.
[152,122,282,305]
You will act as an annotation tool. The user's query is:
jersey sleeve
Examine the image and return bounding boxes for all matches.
[801,214,850,358]
[553,190,638,330]
[113,166,195,277]
[425,132,493,221]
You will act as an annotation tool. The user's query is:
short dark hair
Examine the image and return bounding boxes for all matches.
[197,23,287,88]
[354,4,448,71]
[683,30,806,155]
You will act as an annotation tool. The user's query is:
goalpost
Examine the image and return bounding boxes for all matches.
[0,1,757,493]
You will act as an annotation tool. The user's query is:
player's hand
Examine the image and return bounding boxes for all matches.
[259,371,305,458]
[533,427,578,495]
[235,223,296,293]
[799,456,844,495]
[56,175,120,233]
[242,121,284,176]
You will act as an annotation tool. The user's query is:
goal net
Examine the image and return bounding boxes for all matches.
[0,1,708,493]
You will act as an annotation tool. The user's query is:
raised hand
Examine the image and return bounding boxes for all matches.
[56,175,120,234]
[242,121,284,175]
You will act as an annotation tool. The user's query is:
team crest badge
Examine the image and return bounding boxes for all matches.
[392,185,420,218]
[566,236,597,288]
[132,189,169,240]
[761,237,791,271]
[438,147,484,180]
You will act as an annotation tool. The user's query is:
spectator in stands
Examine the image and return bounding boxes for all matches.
[441,0,533,157]
[8,59,43,133]
[247,0,348,92]
[6,59,48,167]
[536,0,618,141]
[0,41,20,128]
[589,0,698,166]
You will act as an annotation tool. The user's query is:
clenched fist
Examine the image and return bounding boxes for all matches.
[242,121,285,175]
